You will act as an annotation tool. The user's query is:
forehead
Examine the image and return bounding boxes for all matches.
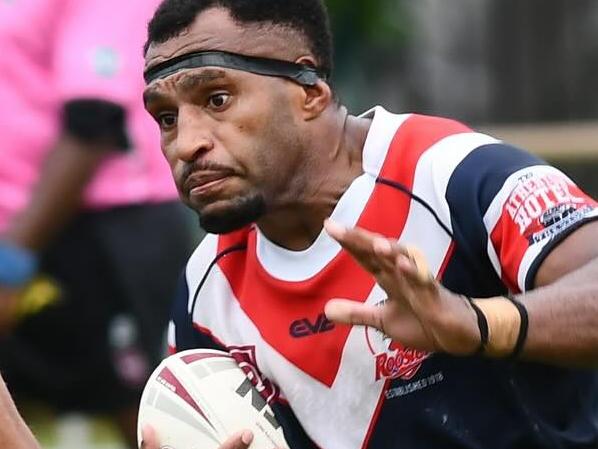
[145,7,302,71]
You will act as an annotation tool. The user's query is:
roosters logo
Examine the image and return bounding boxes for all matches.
[374,347,430,381]
[365,315,430,381]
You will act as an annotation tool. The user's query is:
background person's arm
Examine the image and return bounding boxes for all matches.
[0,99,129,331]
[5,132,110,251]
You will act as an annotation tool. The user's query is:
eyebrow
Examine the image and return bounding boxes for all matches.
[143,68,228,106]
[143,88,163,107]
[179,69,227,92]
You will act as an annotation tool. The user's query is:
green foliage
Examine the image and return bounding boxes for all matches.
[325,0,409,48]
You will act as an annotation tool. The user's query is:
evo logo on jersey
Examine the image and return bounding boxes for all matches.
[289,313,335,338]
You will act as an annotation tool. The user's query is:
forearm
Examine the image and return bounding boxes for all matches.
[5,133,108,251]
[0,375,41,449]
[517,257,598,366]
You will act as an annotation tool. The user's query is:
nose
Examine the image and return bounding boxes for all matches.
[175,106,215,162]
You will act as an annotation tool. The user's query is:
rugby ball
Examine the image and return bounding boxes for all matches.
[137,349,289,449]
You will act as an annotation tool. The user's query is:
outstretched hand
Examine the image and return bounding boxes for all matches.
[323,219,481,355]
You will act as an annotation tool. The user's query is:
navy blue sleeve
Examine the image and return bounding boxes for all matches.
[445,143,598,292]
[445,143,546,292]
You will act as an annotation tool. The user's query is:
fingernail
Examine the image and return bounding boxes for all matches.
[373,238,392,255]
[324,219,346,238]
[241,430,254,445]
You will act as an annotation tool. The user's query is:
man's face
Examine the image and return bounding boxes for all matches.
[143,8,309,234]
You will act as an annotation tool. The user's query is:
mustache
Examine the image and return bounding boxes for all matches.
[181,161,236,180]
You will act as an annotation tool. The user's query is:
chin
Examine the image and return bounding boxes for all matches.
[197,194,266,234]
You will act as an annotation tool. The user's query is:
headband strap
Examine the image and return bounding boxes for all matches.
[144,50,325,86]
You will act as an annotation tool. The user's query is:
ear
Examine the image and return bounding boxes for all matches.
[296,56,333,121]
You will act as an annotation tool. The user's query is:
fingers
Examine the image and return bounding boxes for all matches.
[398,246,436,286]
[221,430,254,449]
[324,219,389,274]
[140,425,158,449]
[325,299,385,329]
[140,426,254,449]
[324,219,435,284]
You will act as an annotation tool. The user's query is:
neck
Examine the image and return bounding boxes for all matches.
[257,107,371,251]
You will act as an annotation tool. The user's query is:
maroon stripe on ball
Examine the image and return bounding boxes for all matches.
[157,367,216,430]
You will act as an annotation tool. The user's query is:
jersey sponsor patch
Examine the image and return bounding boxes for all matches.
[504,170,593,240]
[490,167,597,291]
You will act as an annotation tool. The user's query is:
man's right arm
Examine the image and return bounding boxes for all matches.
[0,374,41,449]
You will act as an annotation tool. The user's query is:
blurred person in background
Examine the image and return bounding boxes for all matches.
[0,0,193,447]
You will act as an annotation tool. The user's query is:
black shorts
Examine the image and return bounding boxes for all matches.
[0,202,195,413]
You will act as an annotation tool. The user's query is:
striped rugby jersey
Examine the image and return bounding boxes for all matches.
[170,107,598,449]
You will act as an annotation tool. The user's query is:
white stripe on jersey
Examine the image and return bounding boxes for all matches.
[400,132,500,273]
[185,234,219,314]
[167,320,176,349]
[360,107,411,176]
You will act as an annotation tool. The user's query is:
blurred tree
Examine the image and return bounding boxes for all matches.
[324,0,411,112]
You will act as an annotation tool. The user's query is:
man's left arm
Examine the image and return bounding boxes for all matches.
[519,220,598,364]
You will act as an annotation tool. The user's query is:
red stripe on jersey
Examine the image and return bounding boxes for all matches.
[490,209,524,292]
[193,323,228,349]
[437,241,456,282]
[360,379,391,449]
[168,345,177,355]
[215,115,472,387]
[378,114,471,182]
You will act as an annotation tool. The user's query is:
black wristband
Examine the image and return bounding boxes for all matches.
[504,293,529,359]
[465,296,489,355]
[63,99,130,151]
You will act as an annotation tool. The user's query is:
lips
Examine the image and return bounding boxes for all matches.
[183,170,233,197]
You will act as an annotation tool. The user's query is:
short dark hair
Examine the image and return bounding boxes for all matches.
[145,0,333,78]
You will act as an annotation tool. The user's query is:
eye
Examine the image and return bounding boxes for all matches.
[207,93,231,110]
[157,112,177,130]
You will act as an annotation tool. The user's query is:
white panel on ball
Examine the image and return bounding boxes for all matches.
[137,349,289,449]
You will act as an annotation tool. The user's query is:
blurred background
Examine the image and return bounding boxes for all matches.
[1,1,597,448]
[329,0,598,195]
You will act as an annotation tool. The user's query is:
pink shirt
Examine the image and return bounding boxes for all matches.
[0,0,177,233]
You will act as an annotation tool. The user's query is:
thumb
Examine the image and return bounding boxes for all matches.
[325,299,385,330]
[140,425,158,449]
